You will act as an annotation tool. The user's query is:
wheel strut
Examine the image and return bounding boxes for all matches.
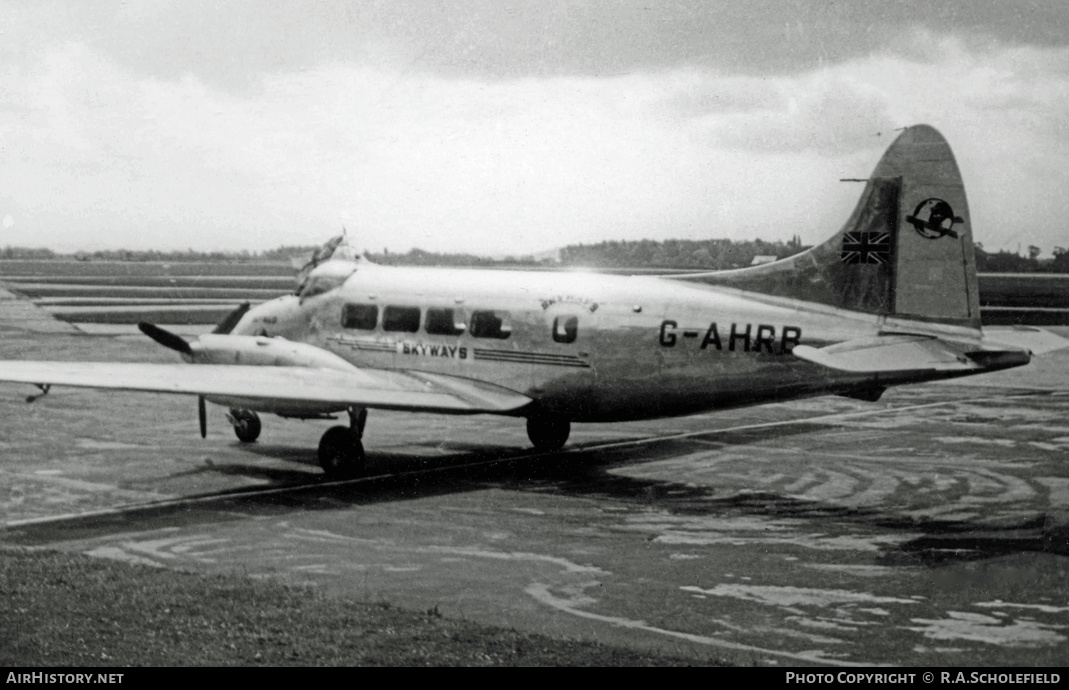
[348,406,367,440]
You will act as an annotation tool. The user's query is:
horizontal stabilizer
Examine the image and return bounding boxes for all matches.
[0,361,531,415]
[981,326,1069,356]
[792,335,1029,375]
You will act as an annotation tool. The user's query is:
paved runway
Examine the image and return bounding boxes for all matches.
[1,318,1067,666]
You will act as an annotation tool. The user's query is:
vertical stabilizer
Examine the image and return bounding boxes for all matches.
[677,125,982,330]
[874,125,979,327]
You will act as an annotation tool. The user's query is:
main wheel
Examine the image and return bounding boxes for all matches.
[230,409,261,443]
[318,425,365,478]
[526,416,570,451]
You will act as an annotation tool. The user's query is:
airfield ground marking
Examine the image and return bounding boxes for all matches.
[525,583,884,668]
[5,389,1064,529]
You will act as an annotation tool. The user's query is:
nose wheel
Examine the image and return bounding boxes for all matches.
[318,407,367,478]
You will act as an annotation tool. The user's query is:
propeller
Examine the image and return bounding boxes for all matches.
[138,321,209,438]
[140,306,249,440]
[137,321,192,356]
[212,302,251,335]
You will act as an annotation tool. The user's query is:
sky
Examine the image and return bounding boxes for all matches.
[1,1,1068,256]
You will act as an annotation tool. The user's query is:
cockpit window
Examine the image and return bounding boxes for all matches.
[383,306,421,333]
[470,310,511,339]
[297,261,359,300]
[425,307,465,336]
[299,275,340,299]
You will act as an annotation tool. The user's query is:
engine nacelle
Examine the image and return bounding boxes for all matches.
[187,335,357,371]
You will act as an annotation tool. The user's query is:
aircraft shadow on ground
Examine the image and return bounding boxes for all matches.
[7,423,1066,567]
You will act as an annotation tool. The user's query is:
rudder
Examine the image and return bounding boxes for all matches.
[875,125,979,327]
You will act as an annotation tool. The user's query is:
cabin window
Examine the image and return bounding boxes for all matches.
[469,310,511,339]
[342,304,378,330]
[553,315,578,344]
[425,307,465,336]
[383,305,421,333]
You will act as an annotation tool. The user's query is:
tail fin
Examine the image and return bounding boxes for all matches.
[681,125,981,330]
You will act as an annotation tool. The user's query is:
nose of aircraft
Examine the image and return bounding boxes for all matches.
[229,295,307,337]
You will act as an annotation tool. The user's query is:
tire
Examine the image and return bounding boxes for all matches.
[230,409,261,443]
[526,416,570,451]
[318,425,365,478]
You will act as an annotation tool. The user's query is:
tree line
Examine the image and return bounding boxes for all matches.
[974,244,1069,273]
[556,236,807,270]
[2,238,1068,273]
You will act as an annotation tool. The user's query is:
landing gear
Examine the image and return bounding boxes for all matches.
[526,416,570,451]
[228,409,261,443]
[318,427,363,478]
[318,407,367,478]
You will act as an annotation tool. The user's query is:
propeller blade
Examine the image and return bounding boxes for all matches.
[138,322,193,356]
[198,395,207,439]
[212,302,251,335]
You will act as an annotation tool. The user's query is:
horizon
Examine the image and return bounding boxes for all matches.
[3,235,1064,265]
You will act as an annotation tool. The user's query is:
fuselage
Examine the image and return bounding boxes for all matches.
[228,261,963,422]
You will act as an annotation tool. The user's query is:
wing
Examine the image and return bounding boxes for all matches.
[0,361,531,415]
[792,335,1032,376]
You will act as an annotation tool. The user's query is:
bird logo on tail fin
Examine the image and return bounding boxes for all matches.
[906,198,964,240]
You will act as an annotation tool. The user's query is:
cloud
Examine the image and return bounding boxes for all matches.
[10,1,1069,89]
[1,23,1069,255]
[700,75,897,155]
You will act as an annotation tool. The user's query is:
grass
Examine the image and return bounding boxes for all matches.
[0,548,717,667]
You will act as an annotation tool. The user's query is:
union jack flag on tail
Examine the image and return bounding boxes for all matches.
[839,231,890,264]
